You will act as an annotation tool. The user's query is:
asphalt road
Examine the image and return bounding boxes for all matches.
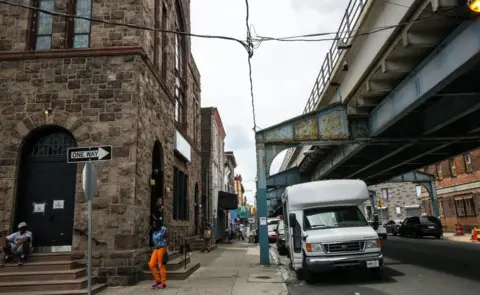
[281,236,480,295]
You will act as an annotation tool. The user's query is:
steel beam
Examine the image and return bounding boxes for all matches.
[255,103,349,145]
[312,18,480,180]
[266,167,307,187]
[348,94,480,178]
[267,187,286,200]
[370,19,480,136]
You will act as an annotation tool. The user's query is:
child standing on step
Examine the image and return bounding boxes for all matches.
[149,224,168,290]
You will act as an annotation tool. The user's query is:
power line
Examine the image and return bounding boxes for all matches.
[0,0,251,51]
[252,6,461,43]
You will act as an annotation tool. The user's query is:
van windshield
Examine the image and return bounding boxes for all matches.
[303,206,368,230]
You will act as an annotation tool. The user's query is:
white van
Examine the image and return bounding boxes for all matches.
[282,180,384,283]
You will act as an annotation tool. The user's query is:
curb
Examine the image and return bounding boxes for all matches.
[269,247,294,284]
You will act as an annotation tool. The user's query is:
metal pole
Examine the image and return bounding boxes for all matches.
[87,197,92,295]
[256,143,269,265]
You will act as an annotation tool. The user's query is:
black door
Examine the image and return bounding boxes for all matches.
[15,129,77,248]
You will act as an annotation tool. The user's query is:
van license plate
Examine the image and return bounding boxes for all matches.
[366,260,379,268]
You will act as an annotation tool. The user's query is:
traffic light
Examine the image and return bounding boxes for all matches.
[377,200,383,207]
[468,0,480,12]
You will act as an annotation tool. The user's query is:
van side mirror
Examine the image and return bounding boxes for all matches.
[289,213,296,228]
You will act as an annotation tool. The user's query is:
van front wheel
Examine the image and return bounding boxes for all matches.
[301,258,315,284]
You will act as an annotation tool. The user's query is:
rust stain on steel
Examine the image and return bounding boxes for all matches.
[293,119,318,140]
[320,111,348,140]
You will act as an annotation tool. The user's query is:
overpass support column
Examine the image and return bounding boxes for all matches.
[256,143,269,265]
[422,180,440,218]
[389,171,440,217]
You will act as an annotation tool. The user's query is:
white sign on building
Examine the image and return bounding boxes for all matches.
[174,130,191,161]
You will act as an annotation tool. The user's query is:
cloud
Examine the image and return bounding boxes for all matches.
[191,0,349,203]
[224,124,254,152]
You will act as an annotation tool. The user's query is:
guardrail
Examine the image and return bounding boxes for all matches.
[279,0,369,171]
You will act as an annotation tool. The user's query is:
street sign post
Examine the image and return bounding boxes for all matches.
[67,146,112,163]
[68,146,111,295]
[82,162,97,295]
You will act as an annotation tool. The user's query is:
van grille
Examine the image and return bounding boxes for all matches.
[322,241,365,253]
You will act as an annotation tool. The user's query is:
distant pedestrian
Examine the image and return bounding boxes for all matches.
[239,224,245,240]
[201,219,212,253]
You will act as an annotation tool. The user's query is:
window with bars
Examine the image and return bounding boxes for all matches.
[449,158,457,177]
[173,167,189,221]
[455,197,476,217]
[30,133,76,157]
[464,154,472,173]
[436,164,443,181]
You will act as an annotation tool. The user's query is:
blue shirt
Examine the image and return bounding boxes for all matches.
[152,226,167,248]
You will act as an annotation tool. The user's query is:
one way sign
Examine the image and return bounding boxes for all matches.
[67,146,112,163]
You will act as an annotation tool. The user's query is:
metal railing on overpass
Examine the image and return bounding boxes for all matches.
[279,0,369,172]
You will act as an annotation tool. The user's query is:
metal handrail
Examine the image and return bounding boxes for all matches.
[280,0,368,171]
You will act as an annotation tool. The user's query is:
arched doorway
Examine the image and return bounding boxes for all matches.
[150,140,165,225]
[194,183,199,234]
[14,126,77,250]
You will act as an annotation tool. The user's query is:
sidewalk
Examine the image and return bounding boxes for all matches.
[443,232,479,243]
[99,242,288,295]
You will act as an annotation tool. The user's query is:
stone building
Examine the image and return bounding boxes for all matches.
[421,149,480,231]
[0,0,201,285]
[361,182,422,221]
[200,107,233,242]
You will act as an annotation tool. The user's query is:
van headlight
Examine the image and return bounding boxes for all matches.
[365,239,381,249]
[306,243,323,252]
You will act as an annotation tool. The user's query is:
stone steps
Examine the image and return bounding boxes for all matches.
[142,261,200,281]
[0,253,106,294]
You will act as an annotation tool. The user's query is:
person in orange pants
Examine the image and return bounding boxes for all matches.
[149,225,168,289]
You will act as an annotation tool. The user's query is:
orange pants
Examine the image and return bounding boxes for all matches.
[149,247,166,284]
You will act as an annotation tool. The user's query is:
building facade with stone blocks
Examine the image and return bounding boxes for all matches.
[200,107,227,241]
[0,0,201,286]
[420,149,480,232]
[360,182,422,221]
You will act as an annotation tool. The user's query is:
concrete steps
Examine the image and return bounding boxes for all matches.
[0,253,107,294]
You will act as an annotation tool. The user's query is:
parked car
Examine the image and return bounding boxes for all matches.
[399,216,443,238]
[268,223,278,243]
[384,219,403,236]
[369,221,387,239]
[275,220,289,255]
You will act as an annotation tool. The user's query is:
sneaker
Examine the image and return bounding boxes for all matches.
[155,284,167,290]
[151,281,160,288]
[18,256,25,266]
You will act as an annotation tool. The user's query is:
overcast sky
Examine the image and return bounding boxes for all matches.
[190,0,349,204]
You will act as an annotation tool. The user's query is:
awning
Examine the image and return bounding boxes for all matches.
[218,191,238,210]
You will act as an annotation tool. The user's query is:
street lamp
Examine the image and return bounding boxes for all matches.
[468,0,480,12]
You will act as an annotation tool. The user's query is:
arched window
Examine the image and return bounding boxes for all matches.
[174,1,187,125]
